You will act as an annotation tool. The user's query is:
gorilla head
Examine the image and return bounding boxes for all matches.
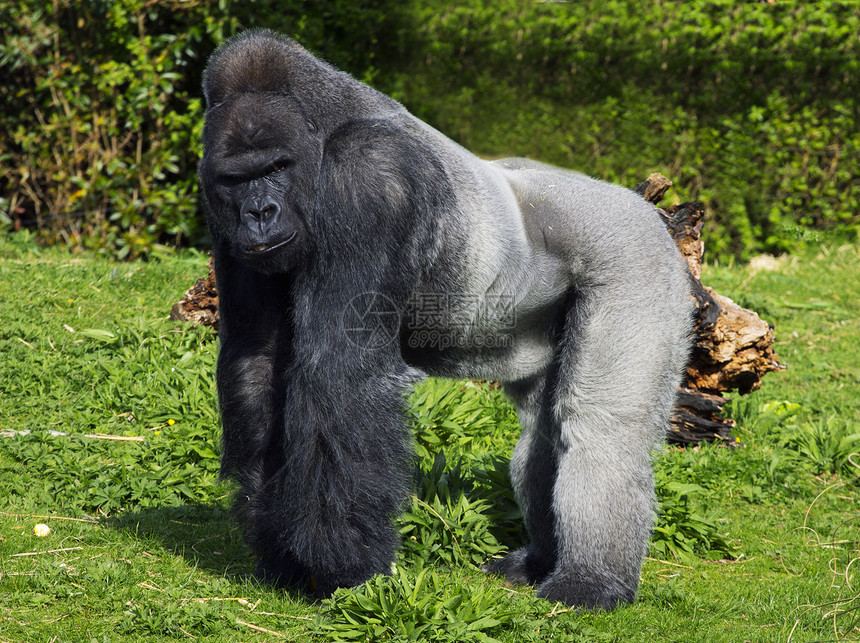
[200,31,396,275]
[200,90,320,274]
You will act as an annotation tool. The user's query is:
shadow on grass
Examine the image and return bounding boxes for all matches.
[108,503,324,604]
[105,456,527,598]
[108,503,254,580]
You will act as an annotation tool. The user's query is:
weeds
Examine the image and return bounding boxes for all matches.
[315,563,518,642]
[399,453,503,568]
[1,236,859,641]
[651,479,740,564]
[780,417,860,478]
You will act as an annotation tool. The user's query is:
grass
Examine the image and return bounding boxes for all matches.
[0,231,857,642]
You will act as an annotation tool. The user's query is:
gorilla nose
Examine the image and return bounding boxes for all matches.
[241,196,280,226]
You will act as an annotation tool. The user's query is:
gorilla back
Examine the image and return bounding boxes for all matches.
[200,29,694,610]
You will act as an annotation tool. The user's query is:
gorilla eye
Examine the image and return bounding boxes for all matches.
[215,174,244,189]
[266,159,294,175]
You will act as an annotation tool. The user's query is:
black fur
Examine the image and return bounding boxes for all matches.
[200,29,694,609]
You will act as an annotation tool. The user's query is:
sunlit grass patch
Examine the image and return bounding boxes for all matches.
[1,234,858,641]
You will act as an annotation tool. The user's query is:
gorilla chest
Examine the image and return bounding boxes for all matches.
[397,235,573,382]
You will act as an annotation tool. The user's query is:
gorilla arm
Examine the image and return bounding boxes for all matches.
[212,241,294,484]
[260,120,450,594]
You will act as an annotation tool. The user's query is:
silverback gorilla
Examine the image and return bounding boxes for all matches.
[199,29,694,610]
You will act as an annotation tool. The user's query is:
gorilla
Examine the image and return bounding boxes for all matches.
[199,29,693,611]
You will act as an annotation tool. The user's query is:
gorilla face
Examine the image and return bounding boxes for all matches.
[201,92,322,274]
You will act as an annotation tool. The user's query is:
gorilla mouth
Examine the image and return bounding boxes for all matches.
[243,231,297,255]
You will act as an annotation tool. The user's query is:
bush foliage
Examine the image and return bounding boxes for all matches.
[395,1,860,258]
[0,0,402,258]
[1,1,857,259]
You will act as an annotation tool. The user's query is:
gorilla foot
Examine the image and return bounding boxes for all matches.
[257,554,392,600]
[536,568,635,611]
[481,547,553,586]
[255,552,315,594]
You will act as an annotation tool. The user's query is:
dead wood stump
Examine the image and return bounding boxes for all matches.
[169,258,219,332]
[635,173,784,444]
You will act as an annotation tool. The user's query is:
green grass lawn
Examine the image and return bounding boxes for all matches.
[0,232,857,642]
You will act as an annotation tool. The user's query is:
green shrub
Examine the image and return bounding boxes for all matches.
[393,0,860,259]
[651,480,740,564]
[0,0,230,256]
[0,0,405,258]
[315,563,518,643]
[399,453,504,568]
[2,1,857,259]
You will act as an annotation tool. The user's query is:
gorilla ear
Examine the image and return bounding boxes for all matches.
[307,120,317,133]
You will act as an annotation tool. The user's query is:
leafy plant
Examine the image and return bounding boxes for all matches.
[730,399,804,437]
[779,416,860,479]
[399,453,503,568]
[396,1,860,260]
[409,380,498,460]
[652,479,740,564]
[315,563,516,643]
[469,456,525,548]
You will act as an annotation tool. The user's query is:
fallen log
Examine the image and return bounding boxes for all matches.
[170,259,219,332]
[635,173,784,444]
[172,173,784,444]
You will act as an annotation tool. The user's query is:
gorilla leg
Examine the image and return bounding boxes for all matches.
[212,253,314,590]
[538,438,654,609]
[485,282,689,610]
[486,371,654,610]
[534,288,686,610]
[484,373,559,585]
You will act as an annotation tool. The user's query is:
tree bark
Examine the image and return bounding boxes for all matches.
[635,173,784,444]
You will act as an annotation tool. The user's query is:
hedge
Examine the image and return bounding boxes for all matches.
[0,0,402,258]
[1,0,857,259]
[392,1,860,258]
